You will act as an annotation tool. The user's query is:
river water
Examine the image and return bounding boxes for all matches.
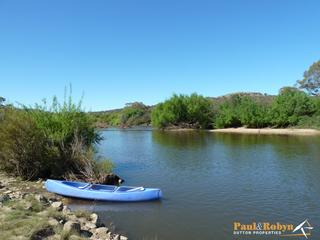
[69,128,320,239]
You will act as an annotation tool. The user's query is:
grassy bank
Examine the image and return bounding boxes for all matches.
[0,173,127,240]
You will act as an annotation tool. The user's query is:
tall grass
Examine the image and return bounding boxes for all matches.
[0,92,112,181]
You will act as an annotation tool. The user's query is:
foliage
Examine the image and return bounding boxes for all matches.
[296,60,320,96]
[0,94,112,180]
[270,87,316,127]
[313,96,320,115]
[214,95,270,128]
[93,102,151,127]
[151,93,213,129]
[297,115,320,129]
[120,102,150,126]
[214,95,242,128]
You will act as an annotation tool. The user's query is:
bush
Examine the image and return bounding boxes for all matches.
[214,95,269,128]
[271,88,316,127]
[93,102,151,127]
[0,95,112,181]
[120,102,150,127]
[0,108,49,179]
[151,93,213,129]
[297,115,320,129]
[214,95,242,128]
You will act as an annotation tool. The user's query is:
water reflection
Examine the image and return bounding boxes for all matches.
[152,130,209,149]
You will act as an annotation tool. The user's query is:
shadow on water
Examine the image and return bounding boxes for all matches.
[211,132,320,158]
[152,130,209,149]
[67,198,163,213]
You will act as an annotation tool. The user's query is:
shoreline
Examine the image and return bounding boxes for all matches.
[0,173,128,240]
[97,126,320,136]
[210,127,320,136]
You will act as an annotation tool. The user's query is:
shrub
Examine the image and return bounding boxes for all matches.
[0,94,112,181]
[120,102,150,127]
[151,93,213,128]
[271,88,316,127]
[214,95,242,128]
[214,95,269,128]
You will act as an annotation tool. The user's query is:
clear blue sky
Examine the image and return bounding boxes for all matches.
[1,0,319,111]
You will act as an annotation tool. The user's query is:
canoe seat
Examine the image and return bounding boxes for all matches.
[127,187,145,192]
[78,183,92,189]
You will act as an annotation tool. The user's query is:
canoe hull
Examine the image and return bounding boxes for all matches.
[45,180,162,202]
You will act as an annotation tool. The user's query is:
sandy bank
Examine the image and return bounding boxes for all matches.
[210,128,320,136]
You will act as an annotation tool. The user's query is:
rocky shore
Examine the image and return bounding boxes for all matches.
[0,173,128,240]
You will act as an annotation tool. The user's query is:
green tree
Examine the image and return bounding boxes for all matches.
[214,95,242,128]
[237,97,269,128]
[120,102,149,126]
[271,87,316,127]
[185,93,213,128]
[214,95,269,128]
[151,93,213,129]
[296,60,320,96]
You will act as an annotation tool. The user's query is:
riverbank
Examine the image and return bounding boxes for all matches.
[0,173,128,240]
[210,127,320,136]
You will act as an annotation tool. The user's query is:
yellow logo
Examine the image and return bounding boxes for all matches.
[233,219,313,239]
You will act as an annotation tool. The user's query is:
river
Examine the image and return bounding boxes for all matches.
[69,128,320,239]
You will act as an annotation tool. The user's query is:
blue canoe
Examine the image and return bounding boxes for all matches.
[45,179,162,202]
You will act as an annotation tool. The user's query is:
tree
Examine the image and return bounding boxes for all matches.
[214,95,269,128]
[296,60,320,96]
[214,95,242,128]
[271,87,316,127]
[151,93,213,128]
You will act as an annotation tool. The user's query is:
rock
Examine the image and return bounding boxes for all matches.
[78,217,87,225]
[84,222,96,230]
[48,217,60,226]
[51,201,63,211]
[69,235,83,240]
[46,234,61,240]
[3,190,12,194]
[48,196,59,202]
[67,214,77,221]
[90,213,101,226]
[62,205,71,213]
[35,194,49,204]
[30,226,55,240]
[20,192,27,199]
[80,230,93,238]
[120,236,128,240]
[63,221,81,234]
[0,194,10,203]
[24,201,33,211]
[112,234,120,240]
[92,227,110,239]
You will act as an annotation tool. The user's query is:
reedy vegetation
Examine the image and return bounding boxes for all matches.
[0,94,112,180]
